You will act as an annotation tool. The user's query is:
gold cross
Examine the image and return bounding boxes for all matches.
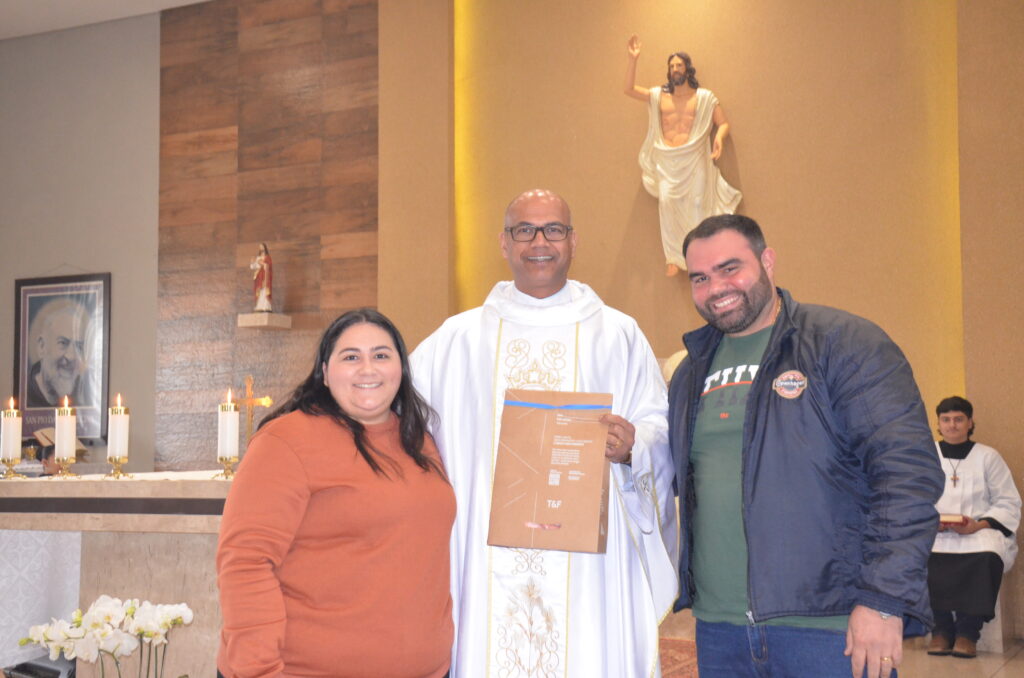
[237,375,273,443]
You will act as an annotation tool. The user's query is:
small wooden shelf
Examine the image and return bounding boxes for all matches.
[237,312,292,329]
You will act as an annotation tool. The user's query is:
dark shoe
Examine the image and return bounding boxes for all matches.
[952,636,977,658]
[927,633,953,655]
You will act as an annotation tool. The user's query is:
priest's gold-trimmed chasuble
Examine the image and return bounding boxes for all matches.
[412,281,679,678]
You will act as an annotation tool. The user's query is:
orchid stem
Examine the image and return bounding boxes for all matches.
[158,641,168,678]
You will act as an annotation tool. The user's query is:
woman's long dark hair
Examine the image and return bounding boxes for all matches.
[260,308,442,477]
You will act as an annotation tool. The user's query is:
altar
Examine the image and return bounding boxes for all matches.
[0,472,229,677]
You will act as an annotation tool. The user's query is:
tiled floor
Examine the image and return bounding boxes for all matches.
[900,639,1024,677]
[660,637,698,678]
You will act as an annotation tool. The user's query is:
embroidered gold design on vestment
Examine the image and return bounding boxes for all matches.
[505,339,566,390]
[510,548,547,575]
[495,577,561,677]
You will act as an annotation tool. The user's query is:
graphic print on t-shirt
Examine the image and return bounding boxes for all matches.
[703,364,759,405]
[695,360,763,449]
[692,327,773,444]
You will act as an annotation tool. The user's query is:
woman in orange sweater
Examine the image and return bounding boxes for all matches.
[217,308,454,678]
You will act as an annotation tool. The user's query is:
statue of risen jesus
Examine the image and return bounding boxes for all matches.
[624,34,742,276]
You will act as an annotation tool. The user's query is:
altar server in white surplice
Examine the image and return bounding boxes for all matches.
[411,189,678,678]
[927,396,1021,659]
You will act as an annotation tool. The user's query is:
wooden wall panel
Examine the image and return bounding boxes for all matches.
[157,0,379,470]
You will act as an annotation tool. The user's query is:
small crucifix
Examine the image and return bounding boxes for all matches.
[948,458,963,488]
[942,456,958,489]
[237,375,273,443]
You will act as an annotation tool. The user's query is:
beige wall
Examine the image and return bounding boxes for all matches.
[958,0,1024,635]
[0,16,159,471]
[379,0,455,344]
[439,0,963,410]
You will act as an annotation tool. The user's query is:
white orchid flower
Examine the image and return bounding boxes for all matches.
[50,618,83,640]
[26,622,50,644]
[100,628,140,657]
[82,594,127,628]
[126,601,167,643]
[23,594,194,675]
[72,632,101,662]
[162,603,194,626]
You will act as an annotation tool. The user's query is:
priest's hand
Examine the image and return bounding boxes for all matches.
[601,414,635,464]
[844,604,902,678]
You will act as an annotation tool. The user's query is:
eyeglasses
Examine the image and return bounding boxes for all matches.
[504,223,573,242]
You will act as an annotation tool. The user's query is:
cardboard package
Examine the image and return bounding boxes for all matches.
[488,389,612,553]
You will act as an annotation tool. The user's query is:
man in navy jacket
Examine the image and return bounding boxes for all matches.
[669,214,943,678]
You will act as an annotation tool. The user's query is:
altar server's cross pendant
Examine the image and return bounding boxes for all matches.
[237,375,273,443]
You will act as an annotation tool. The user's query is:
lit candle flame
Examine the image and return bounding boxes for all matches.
[63,395,70,408]
[116,393,123,408]
[226,388,233,404]
[8,397,14,410]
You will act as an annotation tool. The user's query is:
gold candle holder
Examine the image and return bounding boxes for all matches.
[1,457,26,480]
[105,456,132,479]
[53,456,79,478]
[52,401,78,477]
[213,456,239,480]
[1,406,24,478]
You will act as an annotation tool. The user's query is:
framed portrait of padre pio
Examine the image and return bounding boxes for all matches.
[14,273,111,442]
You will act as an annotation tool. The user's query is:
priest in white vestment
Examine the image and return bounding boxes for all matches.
[411,189,678,678]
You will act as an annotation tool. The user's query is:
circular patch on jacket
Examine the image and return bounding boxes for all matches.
[772,370,807,399]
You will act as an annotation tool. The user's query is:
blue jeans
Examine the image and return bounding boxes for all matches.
[696,620,897,678]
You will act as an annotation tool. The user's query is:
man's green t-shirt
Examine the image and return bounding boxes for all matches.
[690,325,847,630]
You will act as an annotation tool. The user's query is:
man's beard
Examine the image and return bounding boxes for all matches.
[697,267,775,335]
[671,72,687,86]
[42,358,79,402]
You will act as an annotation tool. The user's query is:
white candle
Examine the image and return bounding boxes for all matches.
[218,389,239,460]
[1,397,21,462]
[108,393,130,461]
[55,396,76,461]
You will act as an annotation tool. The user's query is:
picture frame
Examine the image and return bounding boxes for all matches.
[13,273,111,443]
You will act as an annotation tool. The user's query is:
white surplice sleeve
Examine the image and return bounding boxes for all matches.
[980,447,1022,535]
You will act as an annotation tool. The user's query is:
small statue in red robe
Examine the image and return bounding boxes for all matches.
[250,243,273,312]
